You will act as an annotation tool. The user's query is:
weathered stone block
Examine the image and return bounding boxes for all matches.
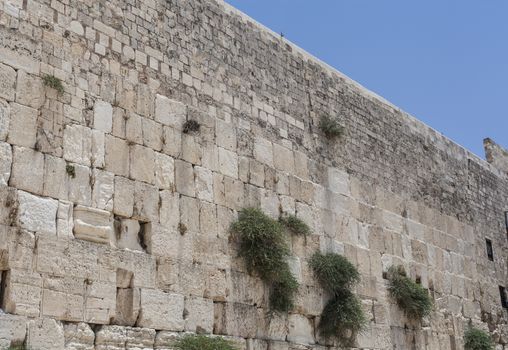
[159,190,180,231]
[10,146,44,194]
[195,165,213,202]
[273,144,294,174]
[216,119,237,151]
[155,152,175,190]
[0,100,9,141]
[73,205,113,244]
[3,269,42,317]
[132,182,159,222]
[0,141,12,186]
[287,314,315,345]
[64,322,95,350]
[68,164,92,206]
[218,147,238,178]
[105,135,130,176]
[143,118,163,151]
[17,190,58,235]
[92,169,114,211]
[114,287,141,326]
[0,62,16,101]
[254,138,273,166]
[214,302,258,338]
[63,124,92,166]
[155,94,186,129]
[0,313,27,347]
[42,155,68,200]
[16,70,44,108]
[115,218,145,252]
[114,176,134,217]
[137,289,185,331]
[26,318,65,350]
[130,144,155,184]
[84,280,116,324]
[175,159,195,197]
[184,296,214,333]
[94,100,113,133]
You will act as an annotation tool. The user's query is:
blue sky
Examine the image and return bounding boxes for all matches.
[225,0,508,158]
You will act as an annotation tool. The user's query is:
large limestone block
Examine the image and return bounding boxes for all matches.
[159,190,179,230]
[253,137,273,166]
[214,302,257,338]
[95,325,127,349]
[16,70,44,108]
[92,169,114,211]
[68,164,92,206]
[130,144,155,183]
[84,281,117,324]
[184,297,214,333]
[181,134,202,165]
[3,269,43,317]
[0,141,12,185]
[114,176,134,217]
[327,167,350,196]
[218,147,238,179]
[216,119,237,151]
[105,135,130,176]
[42,154,68,199]
[92,129,105,168]
[10,146,44,194]
[94,100,113,133]
[125,327,156,349]
[64,323,95,350]
[0,313,27,347]
[142,118,163,151]
[155,152,175,190]
[114,287,141,326]
[62,124,92,166]
[0,62,16,101]
[273,143,294,174]
[287,314,315,345]
[26,318,65,350]
[175,159,195,197]
[125,112,143,145]
[195,166,213,201]
[41,288,84,322]
[17,190,58,235]
[132,181,159,222]
[73,205,113,244]
[155,94,186,129]
[0,100,9,141]
[137,289,185,331]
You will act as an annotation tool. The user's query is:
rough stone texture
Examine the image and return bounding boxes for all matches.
[0,0,507,349]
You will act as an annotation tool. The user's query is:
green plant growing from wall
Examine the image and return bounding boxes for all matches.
[387,265,432,320]
[42,74,64,94]
[172,334,239,350]
[464,327,494,350]
[309,251,366,346]
[183,119,200,134]
[319,115,344,138]
[66,164,76,178]
[231,207,299,312]
[279,214,310,236]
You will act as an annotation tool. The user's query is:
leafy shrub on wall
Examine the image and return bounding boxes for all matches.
[464,327,494,350]
[173,334,238,350]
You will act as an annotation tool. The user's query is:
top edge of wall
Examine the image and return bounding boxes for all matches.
[219,0,505,178]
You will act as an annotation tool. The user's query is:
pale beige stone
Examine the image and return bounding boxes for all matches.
[0,62,16,101]
[92,169,114,211]
[143,118,163,151]
[91,129,105,168]
[16,70,44,108]
[130,144,155,183]
[155,94,186,129]
[114,287,141,326]
[63,124,92,166]
[68,164,92,206]
[0,313,27,347]
[287,314,315,345]
[73,205,113,244]
[132,182,159,222]
[105,135,130,177]
[126,112,143,145]
[175,159,195,197]
[195,165,213,201]
[26,318,65,350]
[0,100,9,141]
[0,141,12,186]
[17,190,58,235]
[114,176,134,217]
[181,134,202,165]
[56,200,74,239]
[155,152,175,190]
[162,125,182,157]
[43,154,68,199]
[41,288,84,322]
[138,289,185,331]
[3,269,42,317]
[115,218,145,252]
[216,119,237,151]
[7,103,37,148]
[94,100,113,133]
[159,190,180,231]
[254,138,273,166]
[64,322,95,350]
[84,281,116,324]
[273,143,294,173]
[184,296,214,333]
[218,147,238,178]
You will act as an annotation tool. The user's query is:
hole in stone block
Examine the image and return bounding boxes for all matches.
[114,216,150,252]
[486,238,494,261]
[415,275,422,285]
[0,270,7,311]
[500,286,508,309]
[113,268,140,327]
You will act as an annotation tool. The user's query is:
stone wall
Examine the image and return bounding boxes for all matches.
[0,0,507,349]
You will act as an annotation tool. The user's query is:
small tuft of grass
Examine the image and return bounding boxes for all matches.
[183,119,200,134]
[387,265,432,320]
[319,115,343,138]
[66,164,76,178]
[309,251,365,345]
[279,214,310,236]
[318,289,367,346]
[172,334,239,350]
[178,222,187,236]
[42,74,64,94]
[231,207,298,312]
[464,327,494,350]
[309,252,360,292]
[270,265,299,312]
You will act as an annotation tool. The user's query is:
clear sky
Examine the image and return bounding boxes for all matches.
[225,0,508,158]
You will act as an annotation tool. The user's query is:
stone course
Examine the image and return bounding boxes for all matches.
[0,0,507,349]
